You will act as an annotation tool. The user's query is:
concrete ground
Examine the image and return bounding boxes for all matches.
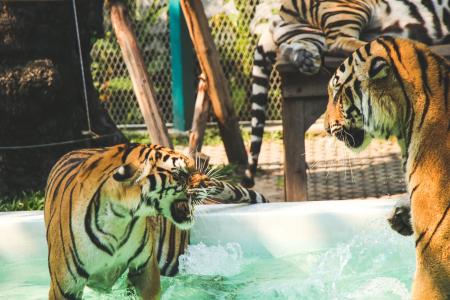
[176,120,407,202]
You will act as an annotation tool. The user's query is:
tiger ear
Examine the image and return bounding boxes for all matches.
[369,57,390,80]
[113,164,137,182]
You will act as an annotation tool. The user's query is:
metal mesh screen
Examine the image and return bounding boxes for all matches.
[91,0,282,126]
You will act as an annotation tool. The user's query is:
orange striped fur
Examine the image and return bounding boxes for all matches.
[325,37,450,299]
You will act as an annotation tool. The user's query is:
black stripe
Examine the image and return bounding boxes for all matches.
[363,42,371,56]
[148,175,157,191]
[48,162,81,210]
[109,202,127,218]
[324,19,362,31]
[415,231,426,246]
[251,93,268,107]
[354,79,363,102]
[444,71,449,112]
[416,49,431,129]
[410,183,421,199]
[121,143,139,163]
[161,223,177,275]
[82,157,102,177]
[280,5,298,18]
[381,36,404,66]
[252,76,269,87]
[127,223,149,266]
[421,202,450,253]
[157,217,167,263]
[54,275,79,300]
[57,173,81,282]
[376,39,414,149]
[398,0,424,24]
[118,217,138,248]
[420,0,442,38]
[84,190,114,256]
[291,0,300,16]
[230,184,243,200]
[248,190,257,203]
[251,110,266,124]
[355,48,365,62]
[68,185,89,279]
[250,127,264,139]
[320,10,366,29]
[138,146,147,159]
[129,255,151,277]
[408,146,424,182]
[93,194,118,243]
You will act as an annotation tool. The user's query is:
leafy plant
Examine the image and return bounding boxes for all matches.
[0,191,45,211]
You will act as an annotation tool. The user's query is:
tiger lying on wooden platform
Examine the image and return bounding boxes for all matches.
[44,143,266,300]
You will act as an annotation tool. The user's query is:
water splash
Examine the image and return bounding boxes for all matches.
[179,242,244,276]
[0,219,415,300]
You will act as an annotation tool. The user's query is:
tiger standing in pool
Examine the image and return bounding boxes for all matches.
[44,143,266,299]
[324,37,449,299]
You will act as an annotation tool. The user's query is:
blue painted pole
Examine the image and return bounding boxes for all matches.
[169,0,195,131]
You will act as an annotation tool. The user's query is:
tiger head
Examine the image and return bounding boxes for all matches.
[324,37,412,151]
[99,144,208,230]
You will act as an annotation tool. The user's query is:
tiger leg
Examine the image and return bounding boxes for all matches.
[242,21,277,188]
[128,248,161,300]
[128,258,161,300]
[129,219,160,299]
[155,216,189,277]
[275,23,326,74]
[387,197,413,236]
[48,261,85,300]
[321,5,368,56]
[47,235,86,300]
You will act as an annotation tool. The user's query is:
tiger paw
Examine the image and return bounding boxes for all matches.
[387,198,413,236]
[241,170,255,188]
[280,41,322,75]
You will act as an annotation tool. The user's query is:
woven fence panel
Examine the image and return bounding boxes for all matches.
[91,0,281,126]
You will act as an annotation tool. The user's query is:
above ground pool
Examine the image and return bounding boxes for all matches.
[0,198,415,300]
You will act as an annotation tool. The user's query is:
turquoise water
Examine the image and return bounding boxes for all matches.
[0,223,415,300]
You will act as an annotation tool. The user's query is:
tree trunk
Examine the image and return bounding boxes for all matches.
[0,1,126,197]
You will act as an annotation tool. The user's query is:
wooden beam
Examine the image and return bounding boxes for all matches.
[109,0,172,148]
[179,0,248,165]
[188,74,210,155]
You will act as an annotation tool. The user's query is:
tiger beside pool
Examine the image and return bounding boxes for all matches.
[325,37,450,299]
[44,143,267,300]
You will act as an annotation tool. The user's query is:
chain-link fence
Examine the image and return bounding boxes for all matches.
[91,0,282,127]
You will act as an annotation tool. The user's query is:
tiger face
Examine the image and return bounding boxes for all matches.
[324,39,406,152]
[98,144,204,230]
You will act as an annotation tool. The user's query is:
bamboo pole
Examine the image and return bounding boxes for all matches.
[179,0,248,165]
[109,0,172,148]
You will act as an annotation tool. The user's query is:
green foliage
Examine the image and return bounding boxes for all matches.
[0,191,45,212]
[91,1,172,125]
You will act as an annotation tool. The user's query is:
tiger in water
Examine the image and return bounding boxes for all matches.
[45,143,266,299]
[324,37,449,299]
[243,0,450,188]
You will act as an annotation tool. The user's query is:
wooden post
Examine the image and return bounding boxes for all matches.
[282,99,308,201]
[109,0,172,148]
[169,0,195,131]
[188,74,210,154]
[179,0,248,166]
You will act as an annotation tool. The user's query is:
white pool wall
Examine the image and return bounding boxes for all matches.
[0,197,406,262]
